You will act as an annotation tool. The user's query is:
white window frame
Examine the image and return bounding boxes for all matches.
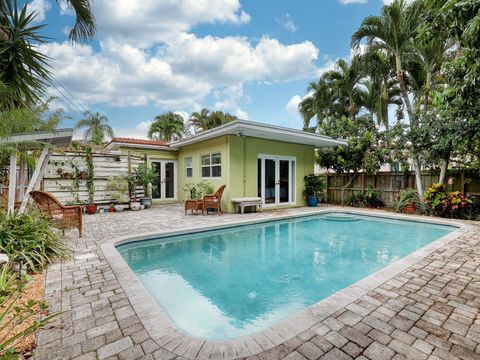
[201,152,222,179]
[185,157,193,178]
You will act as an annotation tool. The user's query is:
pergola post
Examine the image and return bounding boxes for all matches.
[18,146,51,214]
[18,154,26,201]
[7,151,17,215]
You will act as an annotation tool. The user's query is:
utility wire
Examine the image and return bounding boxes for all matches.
[50,78,90,114]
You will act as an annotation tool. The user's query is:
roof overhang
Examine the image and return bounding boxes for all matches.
[104,142,176,151]
[0,128,73,147]
[170,120,346,149]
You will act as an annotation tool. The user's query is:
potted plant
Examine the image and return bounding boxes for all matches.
[105,174,129,212]
[134,162,157,209]
[85,147,97,214]
[127,173,141,210]
[304,174,326,207]
[391,188,418,214]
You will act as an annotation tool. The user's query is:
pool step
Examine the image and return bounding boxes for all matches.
[323,214,361,222]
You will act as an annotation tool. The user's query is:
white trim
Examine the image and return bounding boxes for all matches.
[184,156,193,179]
[170,120,346,149]
[200,152,222,179]
[7,151,17,215]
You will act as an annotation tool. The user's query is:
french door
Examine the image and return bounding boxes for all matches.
[151,160,177,200]
[257,155,296,207]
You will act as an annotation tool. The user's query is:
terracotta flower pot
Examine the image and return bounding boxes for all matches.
[404,202,416,214]
[86,204,97,215]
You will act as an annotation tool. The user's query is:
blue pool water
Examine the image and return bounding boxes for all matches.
[117,213,454,339]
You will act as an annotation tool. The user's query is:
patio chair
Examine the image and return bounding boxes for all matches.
[203,185,226,215]
[30,190,83,237]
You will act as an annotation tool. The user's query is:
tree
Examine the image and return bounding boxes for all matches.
[60,0,96,43]
[188,108,237,133]
[75,112,114,145]
[352,0,426,196]
[148,112,185,142]
[317,116,388,204]
[0,1,50,109]
[299,79,337,131]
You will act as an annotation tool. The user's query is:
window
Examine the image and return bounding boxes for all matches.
[185,157,193,178]
[201,153,221,178]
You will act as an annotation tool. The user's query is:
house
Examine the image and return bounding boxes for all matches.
[106,120,345,213]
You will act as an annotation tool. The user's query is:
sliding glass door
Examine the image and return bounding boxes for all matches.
[258,155,295,207]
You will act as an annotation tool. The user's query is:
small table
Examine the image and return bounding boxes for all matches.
[231,197,262,214]
[185,199,203,215]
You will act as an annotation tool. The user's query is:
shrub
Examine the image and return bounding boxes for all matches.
[424,183,472,218]
[0,264,22,303]
[0,213,69,272]
[183,181,213,199]
[347,186,384,208]
[303,174,326,198]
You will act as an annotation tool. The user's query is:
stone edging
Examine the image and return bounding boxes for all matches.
[100,208,471,359]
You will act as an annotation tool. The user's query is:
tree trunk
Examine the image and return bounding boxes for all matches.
[413,156,424,199]
[341,172,358,205]
[439,158,449,185]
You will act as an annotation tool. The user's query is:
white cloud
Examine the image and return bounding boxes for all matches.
[277,13,297,33]
[28,0,51,22]
[93,0,250,47]
[286,95,302,116]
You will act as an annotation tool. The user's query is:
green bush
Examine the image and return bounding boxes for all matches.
[303,174,326,198]
[347,186,384,208]
[0,264,22,303]
[183,181,213,199]
[0,213,69,272]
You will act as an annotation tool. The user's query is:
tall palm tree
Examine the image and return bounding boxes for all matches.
[75,112,113,145]
[352,0,425,196]
[61,0,96,43]
[188,108,237,133]
[148,112,185,142]
[0,0,50,110]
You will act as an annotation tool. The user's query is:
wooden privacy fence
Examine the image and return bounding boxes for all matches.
[325,171,480,205]
[41,151,145,205]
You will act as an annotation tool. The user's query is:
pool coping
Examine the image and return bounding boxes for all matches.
[100,208,471,359]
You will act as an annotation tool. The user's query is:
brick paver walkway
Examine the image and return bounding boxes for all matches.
[34,205,480,360]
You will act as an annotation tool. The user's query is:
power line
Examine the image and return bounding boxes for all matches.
[47,79,89,115]
[50,78,90,113]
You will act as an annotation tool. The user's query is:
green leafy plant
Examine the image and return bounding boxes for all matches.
[362,186,384,208]
[0,265,22,303]
[133,163,157,198]
[424,183,472,218]
[0,285,62,358]
[85,147,95,204]
[183,181,213,199]
[303,174,326,199]
[105,174,129,204]
[390,188,418,213]
[0,213,69,272]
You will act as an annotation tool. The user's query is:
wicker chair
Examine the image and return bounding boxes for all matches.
[203,185,226,215]
[30,190,83,237]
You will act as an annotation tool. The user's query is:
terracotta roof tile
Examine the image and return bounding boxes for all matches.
[110,137,170,146]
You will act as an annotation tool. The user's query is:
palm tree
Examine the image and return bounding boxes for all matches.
[188,108,237,133]
[148,112,185,142]
[0,0,50,110]
[75,112,114,145]
[352,0,425,196]
[60,0,96,43]
[298,79,337,131]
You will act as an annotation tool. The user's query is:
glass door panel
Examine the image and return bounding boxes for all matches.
[279,160,290,203]
[152,162,161,199]
[164,162,175,199]
[264,159,276,204]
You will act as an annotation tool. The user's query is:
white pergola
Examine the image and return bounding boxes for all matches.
[0,129,73,214]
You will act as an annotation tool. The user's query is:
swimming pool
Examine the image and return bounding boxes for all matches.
[117,213,455,339]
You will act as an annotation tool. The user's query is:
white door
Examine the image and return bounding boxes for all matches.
[151,160,177,200]
[258,155,295,207]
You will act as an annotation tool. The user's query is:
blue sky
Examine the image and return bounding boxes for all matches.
[30,0,386,138]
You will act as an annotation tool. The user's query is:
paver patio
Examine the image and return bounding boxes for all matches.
[34,204,480,360]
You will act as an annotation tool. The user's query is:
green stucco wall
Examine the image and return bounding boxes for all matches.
[228,135,315,211]
[177,135,230,208]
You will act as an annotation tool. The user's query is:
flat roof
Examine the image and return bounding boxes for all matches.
[0,128,74,147]
[170,120,346,148]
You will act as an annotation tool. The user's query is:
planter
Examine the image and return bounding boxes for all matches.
[86,204,97,215]
[307,196,318,207]
[140,197,152,209]
[109,207,115,213]
[114,205,124,212]
[129,202,141,211]
[404,202,416,214]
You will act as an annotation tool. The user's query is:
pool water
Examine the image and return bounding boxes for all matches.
[117,213,454,339]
